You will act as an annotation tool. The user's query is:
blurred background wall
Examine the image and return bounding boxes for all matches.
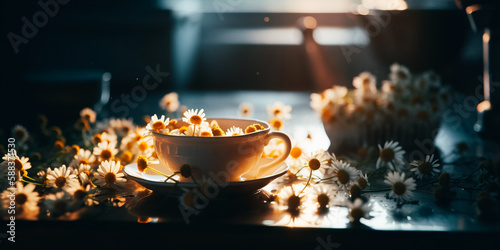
[0,0,483,133]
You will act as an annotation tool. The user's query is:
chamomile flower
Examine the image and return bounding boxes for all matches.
[277,185,304,211]
[226,126,244,136]
[159,92,180,112]
[1,154,32,179]
[146,114,169,132]
[119,133,140,155]
[182,109,206,125]
[199,123,213,137]
[94,160,126,188]
[238,102,254,117]
[389,63,411,85]
[310,86,348,111]
[346,198,371,223]
[109,118,134,137]
[384,171,416,201]
[267,101,292,120]
[211,126,225,136]
[68,184,96,207]
[12,125,29,142]
[330,160,360,189]
[1,182,40,214]
[376,141,405,170]
[80,107,96,123]
[75,163,93,178]
[353,71,377,94]
[46,165,79,191]
[268,118,284,131]
[70,149,96,169]
[92,132,117,145]
[301,151,332,173]
[357,172,370,190]
[410,154,440,179]
[78,172,91,186]
[93,140,119,162]
[44,191,72,216]
[310,184,336,208]
[286,140,307,168]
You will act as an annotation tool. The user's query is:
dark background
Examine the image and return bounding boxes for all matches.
[0,0,487,136]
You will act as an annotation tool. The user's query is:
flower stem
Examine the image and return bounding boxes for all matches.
[147,166,171,179]
[20,178,45,186]
[164,171,179,183]
[299,169,312,194]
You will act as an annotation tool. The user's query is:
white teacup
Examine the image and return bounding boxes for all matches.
[152,118,291,182]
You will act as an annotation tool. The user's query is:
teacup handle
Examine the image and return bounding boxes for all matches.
[247,131,292,179]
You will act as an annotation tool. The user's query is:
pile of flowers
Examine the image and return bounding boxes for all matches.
[144,111,265,137]
[0,90,497,225]
[310,63,453,153]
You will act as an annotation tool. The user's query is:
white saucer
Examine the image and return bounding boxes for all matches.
[123,157,288,196]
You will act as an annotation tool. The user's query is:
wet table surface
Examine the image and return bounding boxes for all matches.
[11,91,500,249]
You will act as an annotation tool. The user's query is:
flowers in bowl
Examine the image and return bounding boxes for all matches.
[310,63,452,153]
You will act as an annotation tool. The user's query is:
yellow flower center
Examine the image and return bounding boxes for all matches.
[152,121,165,130]
[166,100,172,107]
[287,195,301,211]
[392,182,406,195]
[104,172,117,184]
[212,127,224,136]
[120,151,133,163]
[253,124,264,130]
[336,169,350,185]
[136,156,148,173]
[418,161,433,175]
[135,134,142,141]
[53,141,64,151]
[14,159,23,171]
[379,148,395,162]
[273,109,281,116]
[308,159,321,171]
[200,131,212,137]
[55,176,67,188]
[362,77,371,86]
[79,159,89,165]
[100,149,113,161]
[92,134,102,144]
[290,147,302,159]
[317,193,330,208]
[272,120,283,130]
[14,129,26,140]
[73,189,87,200]
[357,178,368,190]
[350,207,364,222]
[179,126,189,134]
[242,108,249,114]
[397,71,407,80]
[138,142,149,152]
[16,193,28,205]
[190,115,202,125]
[71,145,80,155]
[245,125,257,134]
